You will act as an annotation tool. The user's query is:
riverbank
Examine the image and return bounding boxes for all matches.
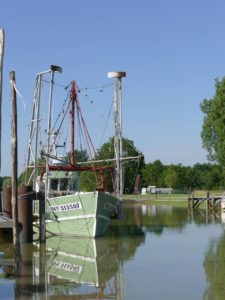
[122,190,225,208]
[122,194,188,207]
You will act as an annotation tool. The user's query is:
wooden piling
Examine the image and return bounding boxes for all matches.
[18,186,33,243]
[206,192,210,211]
[2,186,12,218]
[10,70,21,272]
[0,29,4,171]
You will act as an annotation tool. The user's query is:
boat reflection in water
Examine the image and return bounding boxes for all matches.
[31,221,145,299]
[1,205,145,300]
[34,236,121,298]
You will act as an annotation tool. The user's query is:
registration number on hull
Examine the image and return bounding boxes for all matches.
[50,202,82,212]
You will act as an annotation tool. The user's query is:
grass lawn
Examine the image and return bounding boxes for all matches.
[122,193,188,207]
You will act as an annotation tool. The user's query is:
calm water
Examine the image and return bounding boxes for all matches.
[1,203,225,300]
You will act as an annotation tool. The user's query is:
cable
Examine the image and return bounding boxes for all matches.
[98,99,113,149]
[78,83,113,91]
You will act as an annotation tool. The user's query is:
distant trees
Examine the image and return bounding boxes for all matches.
[141,160,164,187]
[141,161,224,191]
[1,160,224,192]
[3,132,225,192]
[164,168,178,188]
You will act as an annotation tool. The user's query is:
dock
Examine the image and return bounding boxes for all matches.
[188,195,225,210]
[0,258,14,266]
[0,214,13,229]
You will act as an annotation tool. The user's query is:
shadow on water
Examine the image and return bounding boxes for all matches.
[1,203,225,299]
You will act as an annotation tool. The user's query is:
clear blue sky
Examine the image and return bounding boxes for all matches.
[1,0,225,176]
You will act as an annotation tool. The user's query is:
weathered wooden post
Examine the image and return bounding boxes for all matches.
[191,194,193,209]
[10,70,21,273]
[0,29,4,171]
[18,186,33,243]
[206,191,210,212]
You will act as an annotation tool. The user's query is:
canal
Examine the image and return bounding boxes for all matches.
[0,203,225,299]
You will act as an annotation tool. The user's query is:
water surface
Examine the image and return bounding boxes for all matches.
[1,204,225,299]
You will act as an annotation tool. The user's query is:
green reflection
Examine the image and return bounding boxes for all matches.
[203,232,225,300]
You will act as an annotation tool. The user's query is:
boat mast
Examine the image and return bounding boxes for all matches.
[70,81,76,165]
[107,71,126,199]
[45,65,63,199]
[25,65,62,188]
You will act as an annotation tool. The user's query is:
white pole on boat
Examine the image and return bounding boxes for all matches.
[26,69,53,186]
[107,71,126,200]
[45,68,56,199]
[33,74,42,188]
[40,65,62,242]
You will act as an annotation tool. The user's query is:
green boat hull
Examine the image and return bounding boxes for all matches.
[33,191,120,237]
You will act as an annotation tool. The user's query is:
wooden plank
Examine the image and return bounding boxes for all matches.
[0,258,14,266]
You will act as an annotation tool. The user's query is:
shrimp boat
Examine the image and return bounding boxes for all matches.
[25,66,127,238]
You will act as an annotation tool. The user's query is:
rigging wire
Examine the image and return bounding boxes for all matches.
[42,79,113,92]
[34,78,115,189]
[52,94,70,131]
[98,99,113,150]
[77,83,113,91]
[75,97,100,187]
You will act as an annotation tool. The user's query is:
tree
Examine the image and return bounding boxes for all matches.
[95,137,144,193]
[164,168,178,188]
[200,77,225,165]
[67,149,89,163]
[141,160,165,187]
[0,176,11,188]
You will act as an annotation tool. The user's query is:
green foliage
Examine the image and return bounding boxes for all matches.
[164,168,178,188]
[2,177,11,187]
[67,149,89,163]
[79,171,95,191]
[200,77,225,165]
[141,161,224,191]
[203,232,225,300]
[14,132,225,192]
[96,137,144,193]
[141,160,165,187]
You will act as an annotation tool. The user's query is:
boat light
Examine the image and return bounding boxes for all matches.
[107,71,126,78]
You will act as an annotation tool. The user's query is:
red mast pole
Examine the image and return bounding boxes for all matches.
[70,81,76,165]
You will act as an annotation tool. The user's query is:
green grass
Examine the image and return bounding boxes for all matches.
[122,192,219,208]
[122,193,188,207]
[122,193,187,201]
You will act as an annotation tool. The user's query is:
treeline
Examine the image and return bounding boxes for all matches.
[0,161,223,192]
[140,160,224,191]
[1,137,224,193]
